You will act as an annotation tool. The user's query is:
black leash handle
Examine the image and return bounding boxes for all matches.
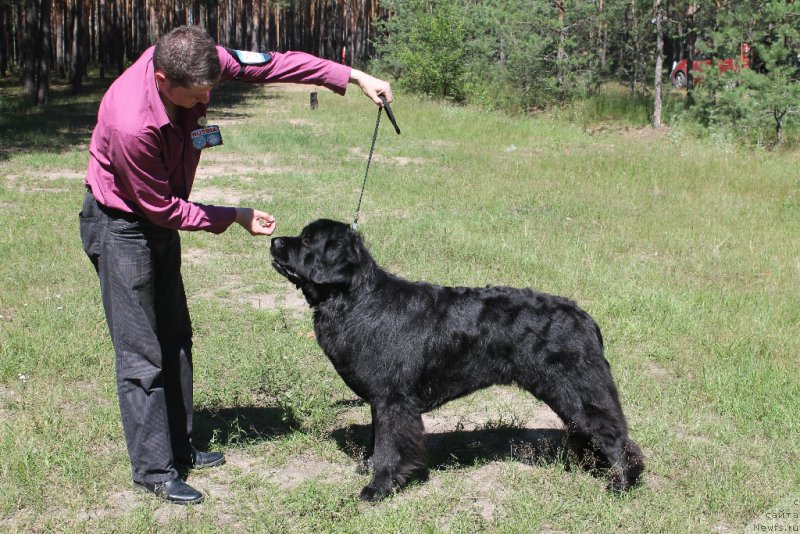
[380,95,401,135]
[351,97,401,231]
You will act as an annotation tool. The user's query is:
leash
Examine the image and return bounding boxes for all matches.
[352,95,400,231]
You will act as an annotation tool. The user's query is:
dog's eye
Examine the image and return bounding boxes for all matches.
[301,235,312,246]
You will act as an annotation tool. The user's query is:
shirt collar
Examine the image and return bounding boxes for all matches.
[145,55,171,129]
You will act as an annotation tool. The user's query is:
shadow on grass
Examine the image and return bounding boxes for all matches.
[330,423,567,471]
[0,75,285,161]
[192,405,299,449]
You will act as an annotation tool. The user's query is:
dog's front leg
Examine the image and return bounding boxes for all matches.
[358,402,425,502]
[356,404,377,475]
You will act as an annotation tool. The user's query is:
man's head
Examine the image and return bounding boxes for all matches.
[153,25,220,108]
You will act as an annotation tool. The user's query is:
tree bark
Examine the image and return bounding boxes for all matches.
[0,5,7,77]
[652,0,664,128]
[556,0,566,102]
[70,0,85,94]
[36,0,52,105]
[22,0,38,95]
[686,2,697,105]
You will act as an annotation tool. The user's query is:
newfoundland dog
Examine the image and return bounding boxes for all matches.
[270,219,644,501]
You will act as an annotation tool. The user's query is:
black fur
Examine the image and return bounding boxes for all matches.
[270,219,644,501]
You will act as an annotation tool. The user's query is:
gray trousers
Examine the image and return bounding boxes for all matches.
[79,190,194,484]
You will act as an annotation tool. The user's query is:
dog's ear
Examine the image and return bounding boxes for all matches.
[307,228,365,287]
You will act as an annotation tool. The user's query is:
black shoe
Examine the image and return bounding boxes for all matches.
[177,449,226,470]
[134,478,204,505]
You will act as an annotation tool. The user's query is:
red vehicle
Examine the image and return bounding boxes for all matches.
[670,43,751,88]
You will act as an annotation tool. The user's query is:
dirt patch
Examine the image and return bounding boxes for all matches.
[349,147,426,166]
[674,423,712,444]
[221,450,261,472]
[183,247,213,266]
[264,454,352,490]
[17,185,73,193]
[422,386,564,434]
[195,153,294,180]
[645,361,671,377]
[448,462,506,524]
[75,488,139,523]
[193,274,307,316]
[645,472,668,490]
[5,170,85,181]
[0,384,22,419]
[195,166,258,181]
[190,185,250,206]
[334,386,564,436]
[239,291,307,316]
[288,119,315,127]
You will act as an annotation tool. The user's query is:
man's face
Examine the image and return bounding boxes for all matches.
[155,71,215,109]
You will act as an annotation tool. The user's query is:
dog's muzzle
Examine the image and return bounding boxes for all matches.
[270,238,304,286]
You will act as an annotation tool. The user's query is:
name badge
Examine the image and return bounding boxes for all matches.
[191,125,223,150]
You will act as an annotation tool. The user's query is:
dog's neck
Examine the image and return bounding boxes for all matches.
[302,259,383,308]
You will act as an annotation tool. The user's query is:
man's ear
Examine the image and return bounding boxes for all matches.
[154,70,169,89]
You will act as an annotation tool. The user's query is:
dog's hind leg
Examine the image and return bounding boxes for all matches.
[358,402,425,502]
[518,370,644,491]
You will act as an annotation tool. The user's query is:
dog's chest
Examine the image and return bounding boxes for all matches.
[313,310,376,397]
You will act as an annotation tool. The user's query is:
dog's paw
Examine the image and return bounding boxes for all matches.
[605,471,632,493]
[358,485,389,502]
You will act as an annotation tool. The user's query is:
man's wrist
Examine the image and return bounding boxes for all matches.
[234,207,248,226]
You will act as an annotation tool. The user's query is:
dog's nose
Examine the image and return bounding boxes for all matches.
[270,237,284,254]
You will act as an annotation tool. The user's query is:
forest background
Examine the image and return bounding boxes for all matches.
[0,0,798,147]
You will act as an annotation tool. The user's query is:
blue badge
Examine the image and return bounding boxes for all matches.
[228,49,272,66]
[191,125,223,150]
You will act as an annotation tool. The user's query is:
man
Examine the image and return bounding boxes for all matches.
[79,25,392,505]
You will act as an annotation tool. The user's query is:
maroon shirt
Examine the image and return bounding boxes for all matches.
[86,46,351,233]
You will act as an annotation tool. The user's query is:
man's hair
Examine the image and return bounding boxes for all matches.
[153,25,220,87]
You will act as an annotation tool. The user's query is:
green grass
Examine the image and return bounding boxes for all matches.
[1,77,798,533]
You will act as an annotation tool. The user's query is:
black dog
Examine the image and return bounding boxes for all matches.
[270,219,644,501]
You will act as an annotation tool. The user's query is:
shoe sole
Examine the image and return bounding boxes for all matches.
[192,457,226,470]
[133,482,204,505]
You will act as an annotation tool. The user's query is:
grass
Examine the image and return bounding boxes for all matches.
[1,75,799,533]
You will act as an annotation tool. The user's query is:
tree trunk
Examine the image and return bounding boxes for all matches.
[652,0,664,128]
[556,0,566,102]
[136,0,147,55]
[251,0,261,51]
[207,0,218,42]
[774,108,785,145]
[0,5,7,77]
[36,0,52,106]
[70,0,85,94]
[54,1,65,77]
[99,0,108,78]
[598,0,607,70]
[686,2,697,105]
[22,0,38,95]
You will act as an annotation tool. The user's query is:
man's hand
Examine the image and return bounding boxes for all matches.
[350,69,393,107]
[235,208,276,236]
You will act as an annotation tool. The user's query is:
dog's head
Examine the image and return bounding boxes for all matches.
[270,219,372,304]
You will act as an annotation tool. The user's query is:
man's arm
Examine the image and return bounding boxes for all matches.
[349,69,393,106]
[108,127,238,233]
[217,47,393,106]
